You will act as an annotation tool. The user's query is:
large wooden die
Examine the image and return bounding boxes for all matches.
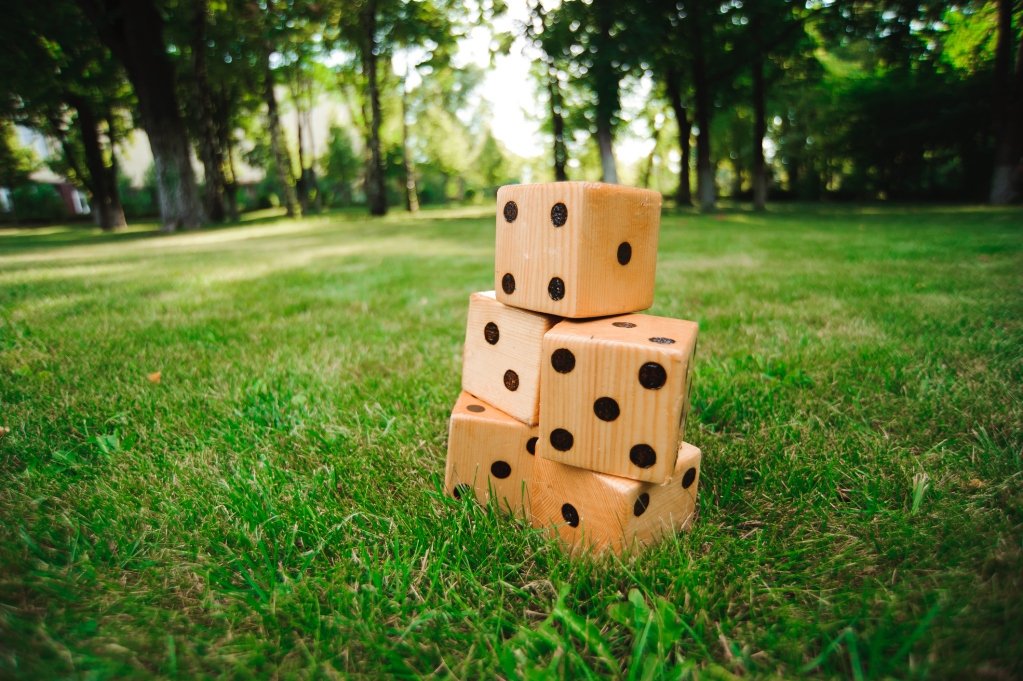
[494,182,662,318]
[445,392,538,516]
[530,442,702,554]
[461,291,556,425]
[538,313,698,483]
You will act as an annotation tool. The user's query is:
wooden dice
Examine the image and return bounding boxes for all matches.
[445,391,538,516]
[461,291,557,425]
[530,442,702,554]
[444,181,702,555]
[494,182,662,318]
[538,313,698,483]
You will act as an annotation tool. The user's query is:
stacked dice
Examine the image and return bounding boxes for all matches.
[444,182,702,555]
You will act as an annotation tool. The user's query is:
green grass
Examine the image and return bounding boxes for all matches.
[1,203,1021,679]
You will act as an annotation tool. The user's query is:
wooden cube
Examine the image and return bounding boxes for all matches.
[444,391,538,516]
[538,313,698,483]
[530,442,702,554]
[461,291,556,425]
[494,182,662,318]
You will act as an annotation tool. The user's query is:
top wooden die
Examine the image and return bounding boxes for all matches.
[494,182,662,318]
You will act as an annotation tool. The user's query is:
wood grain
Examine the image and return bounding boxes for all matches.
[530,442,702,554]
[461,291,557,425]
[444,391,538,517]
[537,313,698,483]
[494,182,662,318]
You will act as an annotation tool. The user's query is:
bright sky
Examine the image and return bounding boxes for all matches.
[450,0,654,165]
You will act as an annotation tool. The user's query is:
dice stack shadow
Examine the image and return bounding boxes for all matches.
[445,181,702,555]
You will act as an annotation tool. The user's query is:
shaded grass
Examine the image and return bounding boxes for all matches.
[1,203,1021,679]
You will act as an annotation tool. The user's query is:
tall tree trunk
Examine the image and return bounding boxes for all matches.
[72,99,125,230]
[596,121,619,184]
[547,66,569,182]
[224,139,240,221]
[751,27,768,211]
[692,8,715,211]
[640,116,662,189]
[593,1,619,184]
[213,93,240,221]
[78,0,202,231]
[190,0,226,222]
[303,105,321,211]
[361,0,388,216]
[264,53,300,218]
[532,0,568,183]
[665,70,692,206]
[990,0,1021,204]
[295,110,310,214]
[731,156,744,198]
[400,77,419,212]
[104,115,127,225]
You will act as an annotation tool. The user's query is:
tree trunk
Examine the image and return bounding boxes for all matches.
[692,6,715,211]
[990,0,1021,204]
[224,140,239,221]
[295,110,311,214]
[73,100,125,230]
[401,76,419,212]
[78,0,202,231]
[752,34,768,211]
[731,157,744,198]
[361,0,388,216]
[264,54,300,218]
[596,121,619,184]
[547,66,569,182]
[191,0,226,222]
[665,71,692,206]
[303,106,321,211]
[593,2,619,184]
[640,116,662,189]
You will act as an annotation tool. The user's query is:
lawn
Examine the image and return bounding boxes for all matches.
[0,203,1021,679]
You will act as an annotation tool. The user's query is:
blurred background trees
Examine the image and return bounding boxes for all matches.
[1,0,1020,230]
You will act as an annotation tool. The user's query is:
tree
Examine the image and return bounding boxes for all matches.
[0,0,129,230]
[174,0,232,222]
[990,0,1022,204]
[332,0,459,215]
[0,120,38,189]
[334,0,388,215]
[77,0,203,231]
[322,123,360,205]
[543,0,644,183]
[736,0,812,210]
[167,0,267,222]
[524,0,570,181]
[642,0,729,210]
[637,0,695,205]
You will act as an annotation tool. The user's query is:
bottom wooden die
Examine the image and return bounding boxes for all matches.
[445,391,538,516]
[530,442,701,554]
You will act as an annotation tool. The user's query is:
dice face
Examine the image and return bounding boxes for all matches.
[530,442,702,554]
[445,392,538,516]
[461,291,557,426]
[538,313,698,483]
[494,182,662,318]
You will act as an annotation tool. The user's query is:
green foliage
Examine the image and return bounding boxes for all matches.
[0,122,38,188]
[940,4,1001,74]
[473,129,513,194]
[321,124,361,207]
[9,182,64,221]
[828,69,992,199]
[116,169,159,219]
[0,0,131,193]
